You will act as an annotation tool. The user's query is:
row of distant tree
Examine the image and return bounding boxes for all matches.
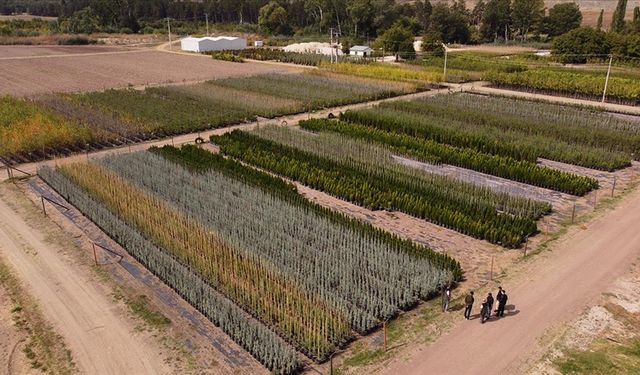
[0,0,615,41]
[553,0,640,64]
[1,0,639,62]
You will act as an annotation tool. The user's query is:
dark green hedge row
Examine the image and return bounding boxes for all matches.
[151,144,462,278]
[299,119,598,196]
[211,131,538,248]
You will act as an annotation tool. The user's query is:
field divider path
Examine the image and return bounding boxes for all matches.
[0,83,470,182]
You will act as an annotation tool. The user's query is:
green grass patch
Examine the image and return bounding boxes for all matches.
[121,294,171,329]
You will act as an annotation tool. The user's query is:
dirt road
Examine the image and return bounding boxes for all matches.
[382,188,640,374]
[0,188,171,375]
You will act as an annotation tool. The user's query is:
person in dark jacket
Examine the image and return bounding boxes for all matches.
[486,293,494,319]
[464,291,474,320]
[480,299,489,323]
[497,290,508,317]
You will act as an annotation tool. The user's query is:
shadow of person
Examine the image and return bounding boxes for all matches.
[485,309,520,323]
[468,313,481,321]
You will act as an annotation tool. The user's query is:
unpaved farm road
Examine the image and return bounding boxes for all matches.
[0,194,171,374]
[383,188,640,375]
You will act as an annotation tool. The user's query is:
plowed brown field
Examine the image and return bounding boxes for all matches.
[0,46,300,97]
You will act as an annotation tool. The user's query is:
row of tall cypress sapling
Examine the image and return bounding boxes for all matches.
[38,145,460,373]
[212,129,549,248]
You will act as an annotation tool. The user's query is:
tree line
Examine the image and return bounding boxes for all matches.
[0,0,592,41]
[2,0,639,62]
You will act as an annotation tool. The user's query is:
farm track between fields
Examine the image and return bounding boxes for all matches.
[0,83,471,182]
[0,184,172,375]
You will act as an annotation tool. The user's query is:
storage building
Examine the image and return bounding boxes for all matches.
[349,45,374,57]
[180,36,247,53]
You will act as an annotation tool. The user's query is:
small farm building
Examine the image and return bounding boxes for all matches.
[180,36,246,52]
[350,45,374,57]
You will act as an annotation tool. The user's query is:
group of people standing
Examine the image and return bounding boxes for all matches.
[442,286,509,323]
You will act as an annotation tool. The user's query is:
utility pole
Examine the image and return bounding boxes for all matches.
[167,18,172,51]
[602,54,613,103]
[205,13,209,36]
[442,43,449,82]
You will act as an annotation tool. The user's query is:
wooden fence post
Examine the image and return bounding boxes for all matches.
[611,177,617,197]
[92,242,98,266]
[41,196,46,216]
[571,204,576,223]
[383,320,388,352]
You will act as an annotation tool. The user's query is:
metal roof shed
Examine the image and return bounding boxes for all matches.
[180,36,247,53]
[349,45,374,57]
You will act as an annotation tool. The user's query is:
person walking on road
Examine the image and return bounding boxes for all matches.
[486,293,494,319]
[497,290,508,317]
[442,286,451,312]
[480,298,489,323]
[464,291,474,320]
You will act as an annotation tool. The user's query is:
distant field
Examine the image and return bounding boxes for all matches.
[0,45,128,58]
[0,14,57,21]
[0,46,300,96]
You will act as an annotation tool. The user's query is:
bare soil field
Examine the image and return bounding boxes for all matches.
[0,45,131,58]
[0,47,301,97]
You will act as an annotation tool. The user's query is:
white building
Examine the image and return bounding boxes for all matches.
[349,45,374,57]
[180,36,246,53]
